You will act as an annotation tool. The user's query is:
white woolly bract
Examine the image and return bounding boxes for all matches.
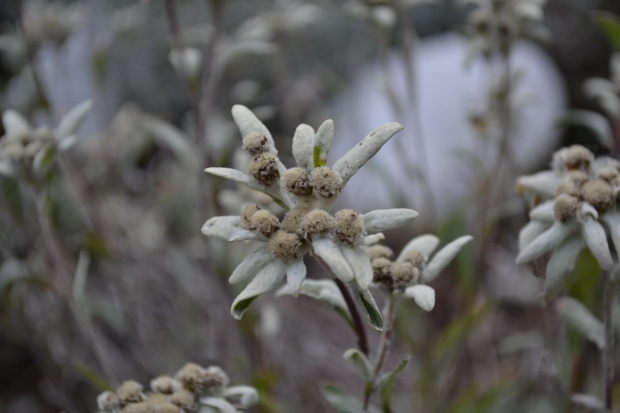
[601,212,620,259]
[515,170,561,198]
[516,222,576,265]
[423,235,473,283]
[222,385,259,407]
[285,260,307,296]
[397,234,440,262]
[56,99,93,140]
[200,396,237,413]
[2,110,30,136]
[544,236,585,302]
[292,124,315,169]
[518,220,549,251]
[362,208,418,233]
[556,297,605,349]
[231,259,286,319]
[231,105,276,154]
[229,247,275,284]
[312,237,354,282]
[363,233,385,245]
[340,245,373,290]
[204,167,285,204]
[201,216,258,242]
[276,279,349,316]
[404,285,436,312]
[581,217,614,271]
[314,119,334,164]
[529,200,555,222]
[332,122,403,186]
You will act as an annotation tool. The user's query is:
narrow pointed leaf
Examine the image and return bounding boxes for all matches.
[2,110,30,136]
[404,285,436,311]
[341,245,373,290]
[229,246,274,284]
[222,386,259,407]
[201,216,258,242]
[423,236,473,283]
[529,200,555,222]
[343,349,373,381]
[582,218,614,271]
[231,260,286,319]
[314,119,334,167]
[292,123,315,169]
[517,222,575,265]
[556,297,605,349]
[56,100,93,139]
[231,104,276,153]
[312,238,354,282]
[285,260,307,296]
[398,234,440,262]
[515,170,561,198]
[362,208,418,232]
[205,167,285,205]
[332,122,403,186]
[379,356,410,413]
[544,237,585,302]
[350,282,384,331]
[518,220,549,251]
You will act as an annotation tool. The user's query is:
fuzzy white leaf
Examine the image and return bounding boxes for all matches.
[518,220,549,251]
[201,216,258,242]
[362,208,418,233]
[556,297,605,349]
[423,236,473,283]
[544,237,585,302]
[404,285,436,311]
[231,259,286,319]
[529,200,555,222]
[314,119,334,166]
[222,386,259,407]
[582,218,614,271]
[341,245,374,290]
[200,396,237,413]
[292,123,315,169]
[343,348,373,381]
[363,233,385,245]
[516,222,576,265]
[332,122,403,186]
[285,260,307,296]
[601,212,620,259]
[229,246,274,284]
[312,238,354,282]
[2,110,30,136]
[231,104,276,154]
[398,234,440,262]
[515,170,561,198]
[56,100,92,139]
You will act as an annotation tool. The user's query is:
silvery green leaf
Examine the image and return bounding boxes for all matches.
[516,222,576,265]
[397,234,440,261]
[404,285,435,311]
[341,245,373,290]
[423,235,473,283]
[231,259,286,319]
[229,246,274,284]
[292,123,315,169]
[363,233,385,245]
[2,110,30,136]
[312,238,354,282]
[350,282,384,331]
[57,134,77,152]
[32,142,55,174]
[205,167,285,206]
[544,237,585,303]
[378,356,410,413]
[55,100,92,139]
[343,348,373,381]
[285,260,306,296]
[222,385,259,407]
[515,170,561,198]
[581,217,614,271]
[519,220,549,251]
[558,110,613,148]
[529,200,555,222]
[200,396,237,413]
[313,119,334,167]
[570,394,605,411]
[231,104,276,154]
[201,216,258,242]
[556,297,605,349]
[362,208,418,232]
[141,115,200,170]
[601,212,620,258]
[332,122,403,186]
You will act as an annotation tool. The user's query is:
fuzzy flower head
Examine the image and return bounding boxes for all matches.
[516,147,620,302]
[0,101,92,180]
[202,105,418,325]
[97,362,257,413]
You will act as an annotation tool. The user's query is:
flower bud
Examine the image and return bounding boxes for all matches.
[268,230,303,261]
[372,257,392,285]
[310,166,342,198]
[335,209,364,245]
[117,380,144,405]
[154,403,181,413]
[367,245,394,261]
[555,181,581,198]
[150,376,181,395]
[250,210,280,237]
[248,152,279,185]
[597,166,620,183]
[170,389,196,412]
[175,363,207,393]
[282,167,313,196]
[281,206,311,233]
[553,194,580,223]
[401,249,426,270]
[390,261,416,288]
[240,204,260,230]
[552,145,593,171]
[97,391,120,412]
[582,179,615,212]
[122,403,150,413]
[567,171,589,187]
[144,393,170,406]
[300,209,334,236]
[204,366,230,389]
[242,131,269,154]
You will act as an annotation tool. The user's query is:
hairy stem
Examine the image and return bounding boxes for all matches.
[603,269,615,410]
[364,297,397,410]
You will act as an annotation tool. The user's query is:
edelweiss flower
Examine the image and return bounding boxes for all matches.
[202,105,418,322]
[516,145,620,301]
[368,234,473,311]
[0,100,92,178]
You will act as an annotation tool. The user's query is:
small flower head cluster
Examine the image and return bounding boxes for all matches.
[464,0,548,59]
[0,101,92,180]
[368,234,473,311]
[97,362,257,413]
[202,105,418,322]
[516,145,620,301]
